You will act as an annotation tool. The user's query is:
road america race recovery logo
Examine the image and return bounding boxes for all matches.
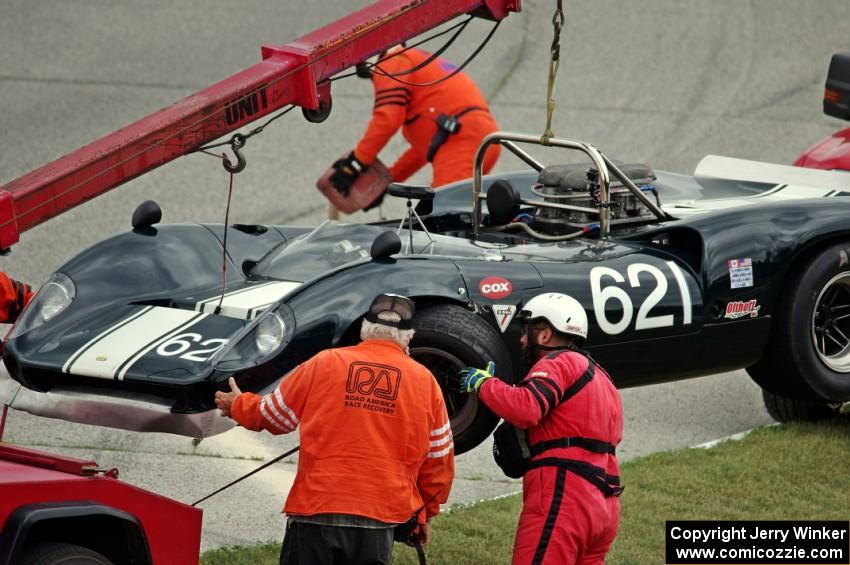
[724,299,761,319]
[344,362,401,415]
[479,277,513,300]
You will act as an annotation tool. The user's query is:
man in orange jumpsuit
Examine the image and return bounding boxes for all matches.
[329,47,501,200]
[457,293,623,565]
[0,272,33,324]
[215,293,454,565]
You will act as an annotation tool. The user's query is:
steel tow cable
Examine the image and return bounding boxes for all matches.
[191,445,301,507]
[191,443,427,564]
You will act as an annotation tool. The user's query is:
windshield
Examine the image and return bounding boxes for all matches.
[251,221,609,282]
[252,221,387,281]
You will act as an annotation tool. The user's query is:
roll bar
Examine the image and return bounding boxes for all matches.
[471,132,670,237]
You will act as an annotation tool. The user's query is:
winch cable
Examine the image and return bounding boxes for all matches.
[329,16,473,82]
[193,106,296,311]
[194,104,297,160]
[212,171,235,315]
[364,20,500,88]
[191,444,300,507]
[541,0,564,144]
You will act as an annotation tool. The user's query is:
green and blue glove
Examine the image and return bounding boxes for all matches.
[457,361,496,393]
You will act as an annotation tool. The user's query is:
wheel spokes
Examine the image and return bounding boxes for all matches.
[813,272,850,372]
[825,330,845,349]
[410,347,472,421]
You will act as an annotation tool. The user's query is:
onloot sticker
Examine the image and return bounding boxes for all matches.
[724,299,760,319]
[492,304,517,333]
[728,257,754,289]
[479,277,513,300]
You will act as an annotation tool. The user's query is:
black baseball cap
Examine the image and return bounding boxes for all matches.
[365,293,415,329]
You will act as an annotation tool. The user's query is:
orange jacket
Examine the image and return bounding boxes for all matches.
[0,272,33,324]
[231,339,454,524]
[354,48,500,187]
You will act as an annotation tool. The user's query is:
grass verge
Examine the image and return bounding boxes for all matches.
[201,420,850,564]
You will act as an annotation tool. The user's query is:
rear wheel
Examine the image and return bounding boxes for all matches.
[410,304,512,454]
[20,542,114,565]
[761,389,841,423]
[748,242,850,405]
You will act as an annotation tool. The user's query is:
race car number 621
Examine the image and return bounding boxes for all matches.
[590,261,692,335]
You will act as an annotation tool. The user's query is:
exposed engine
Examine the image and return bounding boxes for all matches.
[531,162,659,235]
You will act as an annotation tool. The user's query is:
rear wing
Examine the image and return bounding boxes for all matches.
[695,154,850,190]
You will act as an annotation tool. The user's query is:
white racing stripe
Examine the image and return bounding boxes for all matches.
[62,306,154,373]
[195,281,301,319]
[115,312,209,380]
[64,307,207,380]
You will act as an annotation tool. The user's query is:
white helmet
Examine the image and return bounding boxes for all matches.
[518,293,588,340]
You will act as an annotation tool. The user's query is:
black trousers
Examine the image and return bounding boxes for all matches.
[279,522,394,565]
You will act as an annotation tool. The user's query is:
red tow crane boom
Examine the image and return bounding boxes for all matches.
[0,0,520,250]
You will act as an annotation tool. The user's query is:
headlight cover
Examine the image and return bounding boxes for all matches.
[212,303,295,373]
[9,272,76,339]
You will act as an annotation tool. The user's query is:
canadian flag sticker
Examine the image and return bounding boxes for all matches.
[492,304,517,333]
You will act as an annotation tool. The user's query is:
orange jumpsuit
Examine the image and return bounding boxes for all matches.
[231,339,454,525]
[354,48,501,188]
[0,272,33,324]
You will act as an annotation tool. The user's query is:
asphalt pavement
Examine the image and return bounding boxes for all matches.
[1,0,848,553]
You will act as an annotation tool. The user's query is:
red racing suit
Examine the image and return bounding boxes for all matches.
[354,48,500,188]
[479,349,623,565]
[231,339,454,526]
[0,272,33,324]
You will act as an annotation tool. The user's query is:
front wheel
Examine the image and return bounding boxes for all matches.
[410,304,513,455]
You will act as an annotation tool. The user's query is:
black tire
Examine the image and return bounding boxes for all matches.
[747,241,850,402]
[410,304,512,454]
[762,389,841,423]
[20,542,114,565]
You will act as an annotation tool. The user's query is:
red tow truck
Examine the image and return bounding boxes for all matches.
[0,435,201,564]
[0,1,520,563]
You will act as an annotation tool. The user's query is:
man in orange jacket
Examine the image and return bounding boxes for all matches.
[215,293,454,565]
[329,47,501,201]
[0,272,33,324]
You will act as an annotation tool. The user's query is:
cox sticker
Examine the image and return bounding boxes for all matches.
[479,277,513,300]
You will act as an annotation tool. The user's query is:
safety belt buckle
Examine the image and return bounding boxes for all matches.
[436,113,461,134]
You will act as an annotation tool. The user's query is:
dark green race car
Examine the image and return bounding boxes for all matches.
[5,133,850,454]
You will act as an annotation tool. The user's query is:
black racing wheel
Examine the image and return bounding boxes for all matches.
[410,304,513,454]
[748,241,850,410]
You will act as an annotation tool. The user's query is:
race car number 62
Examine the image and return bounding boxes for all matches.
[156,333,229,362]
[590,261,692,335]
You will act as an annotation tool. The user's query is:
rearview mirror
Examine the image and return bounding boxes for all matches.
[370,230,401,260]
